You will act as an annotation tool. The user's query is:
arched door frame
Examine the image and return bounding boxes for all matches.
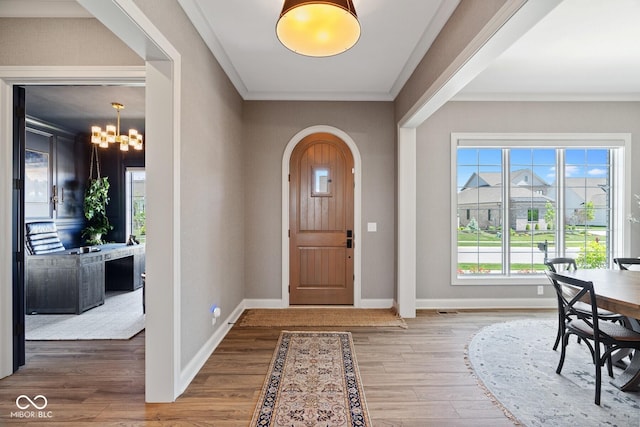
[282,125,362,307]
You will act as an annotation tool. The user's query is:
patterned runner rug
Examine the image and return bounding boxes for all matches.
[467,319,640,427]
[250,331,371,427]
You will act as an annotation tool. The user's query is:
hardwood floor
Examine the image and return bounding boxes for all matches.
[0,309,554,426]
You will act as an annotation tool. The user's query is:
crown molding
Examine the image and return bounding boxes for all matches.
[452,92,640,102]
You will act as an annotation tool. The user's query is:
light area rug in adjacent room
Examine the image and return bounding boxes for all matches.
[467,319,640,427]
[25,289,145,340]
[237,308,407,328]
[250,331,371,427]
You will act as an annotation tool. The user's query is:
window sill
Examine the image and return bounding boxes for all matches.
[452,275,550,286]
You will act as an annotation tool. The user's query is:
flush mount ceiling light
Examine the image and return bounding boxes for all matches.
[90,102,143,151]
[276,0,361,57]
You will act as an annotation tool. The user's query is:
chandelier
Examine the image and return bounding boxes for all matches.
[90,102,143,151]
[276,0,360,57]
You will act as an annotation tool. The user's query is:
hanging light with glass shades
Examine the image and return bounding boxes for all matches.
[90,102,143,151]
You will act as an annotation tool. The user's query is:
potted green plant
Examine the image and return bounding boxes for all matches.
[82,176,112,245]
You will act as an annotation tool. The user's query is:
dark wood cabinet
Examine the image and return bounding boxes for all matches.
[26,244,145,314]
[105,249,146,291]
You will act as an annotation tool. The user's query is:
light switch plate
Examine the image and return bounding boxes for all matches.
[367,222,377,232]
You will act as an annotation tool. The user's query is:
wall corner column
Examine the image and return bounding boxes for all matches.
[397,126,417,318]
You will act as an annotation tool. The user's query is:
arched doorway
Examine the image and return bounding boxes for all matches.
[289,132,354,305]
[281,125,362,307]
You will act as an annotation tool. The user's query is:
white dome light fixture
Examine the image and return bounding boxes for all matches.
[276,0,361,57]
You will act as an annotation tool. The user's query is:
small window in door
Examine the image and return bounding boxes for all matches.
[311,165,333,197]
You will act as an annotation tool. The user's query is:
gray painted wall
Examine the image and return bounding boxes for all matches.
[0,18,142,65]
[12,1,633,373]
[243,101,396,301]
[133,0,245,368]
[416,100,640,300]
[1,10,246,370]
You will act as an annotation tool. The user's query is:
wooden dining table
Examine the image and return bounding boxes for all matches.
[554,268,640,391]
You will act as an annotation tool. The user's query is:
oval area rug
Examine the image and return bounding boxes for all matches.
[467,319,640,427]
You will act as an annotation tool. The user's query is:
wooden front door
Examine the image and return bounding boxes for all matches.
[289,133,354,305]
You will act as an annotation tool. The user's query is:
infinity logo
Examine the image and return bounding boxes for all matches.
[15,395,48,410]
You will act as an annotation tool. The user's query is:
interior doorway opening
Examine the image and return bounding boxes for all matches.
[15,83,146,363]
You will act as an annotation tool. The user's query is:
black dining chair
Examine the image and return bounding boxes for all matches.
[544,257,577,274]
[545,270,640,405]
[613,257,640,270]
[544,257,624,351]
[545,258,577,350]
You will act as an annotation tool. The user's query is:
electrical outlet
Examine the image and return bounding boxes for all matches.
[211,317,216,326]
[537,285,544,295]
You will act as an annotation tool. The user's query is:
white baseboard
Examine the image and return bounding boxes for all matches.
[178,301,246,395]
[243,299,286,309]
[178,296,550,397]
[359,298,395,308]
[417,298,556,310]
[243,298,396,309]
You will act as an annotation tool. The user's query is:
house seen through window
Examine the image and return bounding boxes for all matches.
[452,134,628,282]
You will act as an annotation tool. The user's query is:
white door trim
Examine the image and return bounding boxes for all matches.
[0,66,145,377]
[1,0,183,403]
[77,0,183,402]
[282,126,362,307]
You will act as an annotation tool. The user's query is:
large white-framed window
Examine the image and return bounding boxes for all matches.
[125,167,146,243]
[451,133,631,285]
